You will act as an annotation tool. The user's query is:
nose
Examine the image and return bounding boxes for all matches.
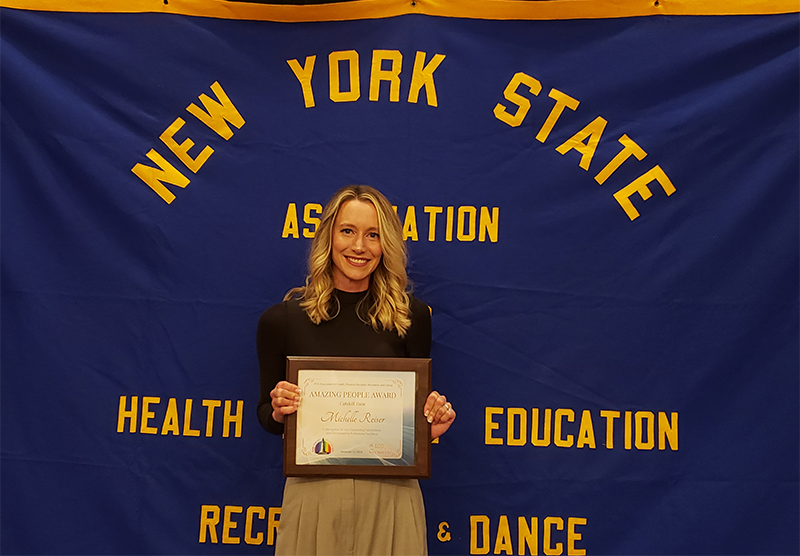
[352,233,365,252]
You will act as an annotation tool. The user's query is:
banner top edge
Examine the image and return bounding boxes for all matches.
[0,0,797,21]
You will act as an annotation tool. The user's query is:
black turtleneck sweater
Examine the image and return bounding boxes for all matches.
[256,290,432,435]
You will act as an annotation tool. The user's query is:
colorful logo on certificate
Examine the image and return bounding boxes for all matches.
[314,438,332,455]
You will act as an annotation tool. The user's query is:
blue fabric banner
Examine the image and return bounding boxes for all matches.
[1,2,798,554]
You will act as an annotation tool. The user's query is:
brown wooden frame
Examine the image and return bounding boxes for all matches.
[284,356,431,478]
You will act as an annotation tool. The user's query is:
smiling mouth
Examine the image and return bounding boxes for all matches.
[346,256,370,265]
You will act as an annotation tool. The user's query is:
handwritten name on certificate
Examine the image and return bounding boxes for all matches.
[295,370,413,465]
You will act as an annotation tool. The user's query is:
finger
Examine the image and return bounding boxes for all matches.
[272,398,287,411]
[276,381,301,396]
[423,391,440,417]
[427,394,448,423]
[275,403,299,415]
[271,399,299,424]
[424,392,446,420]
[271,382,301,402]
[272,390,300,404]
[432,402,454,424]
[271,396,297,411]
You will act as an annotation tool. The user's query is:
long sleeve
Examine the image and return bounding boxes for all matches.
[405,296,432,359]
[256,302,288,435]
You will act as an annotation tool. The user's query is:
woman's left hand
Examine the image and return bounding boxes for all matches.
[424,391,456,440]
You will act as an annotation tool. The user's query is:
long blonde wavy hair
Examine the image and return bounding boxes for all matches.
[285,185,412,336]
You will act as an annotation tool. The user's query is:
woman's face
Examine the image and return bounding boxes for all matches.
[330,199,383,292]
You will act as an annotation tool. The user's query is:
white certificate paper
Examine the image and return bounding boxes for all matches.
[295,369,414,466]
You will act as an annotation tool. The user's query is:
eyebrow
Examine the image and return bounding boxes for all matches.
[338,221,379,232]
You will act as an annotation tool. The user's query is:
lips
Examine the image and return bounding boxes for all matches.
[345,256,370,265]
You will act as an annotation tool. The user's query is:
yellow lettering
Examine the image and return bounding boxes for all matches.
[369,50,402,102]
[471,515,491,555]
[186,81,245,140]
[329,50,360,102]
[201,505,280,545]
[282,203,498,243]
[438,521,451,542]
[303,203,322,238]
[161,397,181,436]
[554,408,574,448]
[466,514,585,556]
[624,410,632,450]
[575,409,595,449]
[159,117,213,173]
[543,517,564,556]
[268,507,281,546]
[408,51,446,106]
[223,400,244,438]
[245,506,265,545]
[555,116,608,170]
[518,517,538,556]
[658,411,678,450]
[183,399,201,437]
[203,399,222,437]
[481,406,672,451]
[479,207,499,242]
[635,411,655,450]
[531,408,552,447]
[599,410,619,449]
[494,515,513,555]
[493,72,542,127]
[445,206,454,241]
[222,505,242,544]
[567,517,586,556]
[199,505,220,543]
[507,408,527,446]
[594,134,647,185]
[424,206,443,241]
[131,149,190,204]
[613,165,676,221]
[402,206,419,241]
[140,396,160,434]
[457,206,476,242]
[287,56,316,108]
[485,407,503,445]
[117,395,138,433]
[536,89,580,143]
[282,203,300,239]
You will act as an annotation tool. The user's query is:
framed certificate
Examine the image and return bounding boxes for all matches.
[284,356,432,478]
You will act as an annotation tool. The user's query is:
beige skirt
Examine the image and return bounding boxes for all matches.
[275,477,427,556]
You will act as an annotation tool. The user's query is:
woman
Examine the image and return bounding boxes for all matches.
[257,185,456,555]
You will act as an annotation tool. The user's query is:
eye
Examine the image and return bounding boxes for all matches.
[340,228,353,235]
[368,232,380,239]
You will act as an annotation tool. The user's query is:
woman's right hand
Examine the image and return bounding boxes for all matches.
[270,380,301,423]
